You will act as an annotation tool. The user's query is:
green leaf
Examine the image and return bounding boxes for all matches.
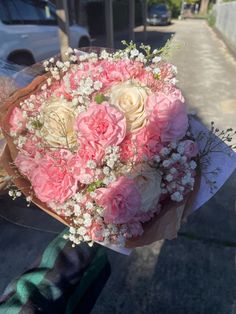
[31,120,43,129]
[94,94,106,104]
[87,180,104,192]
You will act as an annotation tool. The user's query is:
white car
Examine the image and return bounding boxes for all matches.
[0,0,90,66]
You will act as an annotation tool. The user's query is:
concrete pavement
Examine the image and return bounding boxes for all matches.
[91,19,236,314]
[0,197,64,294]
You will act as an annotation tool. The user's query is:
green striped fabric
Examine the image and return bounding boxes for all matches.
[0,229,109,314]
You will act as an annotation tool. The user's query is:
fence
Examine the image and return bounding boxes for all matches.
[213,2,236,55]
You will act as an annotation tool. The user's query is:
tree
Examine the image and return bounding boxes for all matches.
[199,0,209,14]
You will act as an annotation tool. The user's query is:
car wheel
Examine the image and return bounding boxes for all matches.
[8,52,35,66]
[78,37,90,48]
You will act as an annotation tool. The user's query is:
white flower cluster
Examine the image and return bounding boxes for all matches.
[100,50,111,60]
[152,55,162,63]
[57,190,128,247]
[19,95,36,111]
[153,142,196,202]
[104,146,120,169]
[66,219,128,248]
[14,135,27,149]
[98,146,121,185]
[8,189,22,200]
[43,58,61,80]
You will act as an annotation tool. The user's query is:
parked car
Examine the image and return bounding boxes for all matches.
[0,0,90,66]
[147,4,172,26]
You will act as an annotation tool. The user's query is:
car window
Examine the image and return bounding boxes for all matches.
[0,0,57,25]
[149,4,168,12]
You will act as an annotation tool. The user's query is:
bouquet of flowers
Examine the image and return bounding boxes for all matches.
[0,43,235,251]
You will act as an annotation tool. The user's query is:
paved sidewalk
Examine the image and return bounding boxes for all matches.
[170,19,236,130]
[91,20,236,314]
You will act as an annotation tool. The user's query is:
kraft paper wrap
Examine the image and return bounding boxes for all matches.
[0,76,18,193]
[0,136,7,193]
[0,74,200,249]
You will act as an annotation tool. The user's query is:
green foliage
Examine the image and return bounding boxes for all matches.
[94,93,106,104]
[87,180,104,193]
[120,39,175,62]
[207,11,216,27]
[31,119,43,129]
[169,0,182,18]
[184,0,199,4]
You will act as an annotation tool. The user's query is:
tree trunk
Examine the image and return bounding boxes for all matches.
[105,0,114,48]
[142,0,148,42]
[55,0,70,61]
[129,0,135,41]
[199,0,209,15]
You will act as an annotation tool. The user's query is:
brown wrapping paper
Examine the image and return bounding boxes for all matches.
[0,137,7,193]
[0,76,18,193]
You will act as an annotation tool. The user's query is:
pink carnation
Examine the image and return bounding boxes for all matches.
[53,63,92,99]
[89,221,104,242]
[120,126,163,163]
[161,84,185,102]
[76,102,126,147]
[100,59,158,91]
[70,140,105,184]
[15,150,77,204]
[22,136,43,157]
[135,125,163,160]
[120,133,138,162]
[76,139,105,168]
[159,62,176,82]
[181,140,199,158]
[98,60,125,86]
[95,176,141,224]
[15,152,38,177]
[95,60,144,89]
[146,92,188,142]
[9,107,26,133]
[117,60,144,79]
[136,70,158,90]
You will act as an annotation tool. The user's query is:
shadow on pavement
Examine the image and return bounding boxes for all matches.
[134,234,236,314]
[92,28,175,51]
[92,170,236,314]
[0,195,64,294]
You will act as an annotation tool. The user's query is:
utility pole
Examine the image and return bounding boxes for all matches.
[105,0,114,48]
[143,0,148,42]
[56,0,70,61]
[129,0,135,41]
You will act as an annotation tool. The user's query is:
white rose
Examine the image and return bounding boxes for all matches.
[108,80,149,132]
[41,97,77,148]
[132,163,162,213]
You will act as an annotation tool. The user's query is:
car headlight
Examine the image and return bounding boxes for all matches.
[161,14,168,18]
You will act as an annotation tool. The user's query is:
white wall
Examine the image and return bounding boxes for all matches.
[213,2,236,54]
